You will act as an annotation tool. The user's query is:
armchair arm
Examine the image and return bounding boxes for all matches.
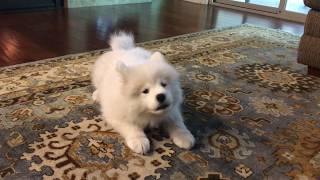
[304,0,320,10]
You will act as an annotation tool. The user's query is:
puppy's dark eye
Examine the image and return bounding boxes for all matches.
[161,82,167,87]
[142,88,149,94]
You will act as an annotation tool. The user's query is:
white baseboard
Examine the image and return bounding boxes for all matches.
[184,0,209,4]
[67,0,152,8]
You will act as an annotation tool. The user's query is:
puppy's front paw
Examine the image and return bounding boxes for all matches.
[126,136,150,154]
[172,130,195,150]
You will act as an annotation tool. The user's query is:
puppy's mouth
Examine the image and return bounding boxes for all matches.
[156,103,169,111]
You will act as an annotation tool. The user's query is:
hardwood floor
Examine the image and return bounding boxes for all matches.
[0,0,304,67]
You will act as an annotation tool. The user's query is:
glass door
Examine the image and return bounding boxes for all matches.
[285,0,310,14]
[281,0,310,22]
[213,0,310,23]
[215,0,282,13]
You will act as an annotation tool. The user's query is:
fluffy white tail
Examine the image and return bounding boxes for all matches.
[109,32,135,51]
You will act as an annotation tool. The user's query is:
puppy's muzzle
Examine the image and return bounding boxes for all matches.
[156,103,169,111]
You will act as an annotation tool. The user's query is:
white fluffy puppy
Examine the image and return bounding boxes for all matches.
[92,32,195,154]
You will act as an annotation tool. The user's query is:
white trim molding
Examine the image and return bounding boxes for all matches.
[184,0,209,4]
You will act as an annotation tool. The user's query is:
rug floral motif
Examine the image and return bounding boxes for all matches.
[0,24,319,180]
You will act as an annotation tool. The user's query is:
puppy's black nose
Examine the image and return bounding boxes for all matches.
[156,93,166,103]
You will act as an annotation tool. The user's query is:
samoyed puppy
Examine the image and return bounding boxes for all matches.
[91,32,195,154]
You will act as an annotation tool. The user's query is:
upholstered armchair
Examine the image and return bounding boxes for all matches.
[298,0,320,76]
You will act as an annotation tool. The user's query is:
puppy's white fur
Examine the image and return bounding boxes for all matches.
[92,32,195,154]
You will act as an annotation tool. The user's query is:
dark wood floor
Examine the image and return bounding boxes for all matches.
[0,0,304,67]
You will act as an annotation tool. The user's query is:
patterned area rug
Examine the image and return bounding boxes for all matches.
[1,25,320,180]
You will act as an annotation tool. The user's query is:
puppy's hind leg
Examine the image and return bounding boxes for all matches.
[164,108,195,149]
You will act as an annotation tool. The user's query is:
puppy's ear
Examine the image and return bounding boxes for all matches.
[115,61,129,78]
[150,52,166,62]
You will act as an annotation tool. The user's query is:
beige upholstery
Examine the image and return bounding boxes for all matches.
[298,0,320,69]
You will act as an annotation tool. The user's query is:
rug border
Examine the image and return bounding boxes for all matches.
[0,23,300,71]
